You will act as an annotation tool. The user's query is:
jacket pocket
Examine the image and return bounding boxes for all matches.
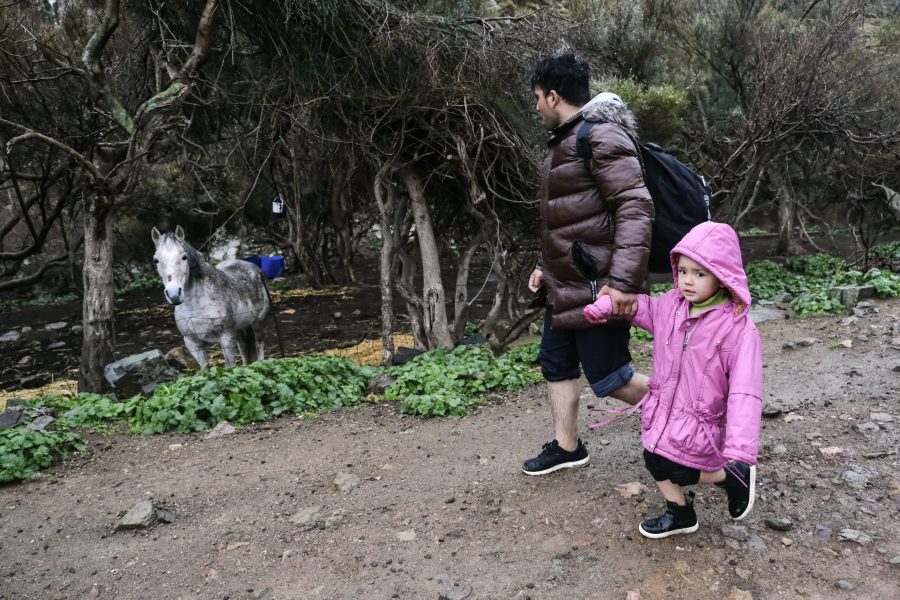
[667,411,722,462]
[571,241,599,300]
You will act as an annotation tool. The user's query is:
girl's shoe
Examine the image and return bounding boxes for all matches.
[716,461,756,520]
[638,494,699,539]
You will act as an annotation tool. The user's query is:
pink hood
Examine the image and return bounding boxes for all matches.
[670,222,751,315]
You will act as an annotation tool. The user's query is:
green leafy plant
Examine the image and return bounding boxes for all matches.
[116,276,160,295]
[0,291,79,312]
[383,342,541,418]
[0,426,86,483]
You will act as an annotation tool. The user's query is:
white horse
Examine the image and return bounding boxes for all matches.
[151,226,271,367]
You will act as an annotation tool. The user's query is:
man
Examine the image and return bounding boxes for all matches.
[523,53,653,476]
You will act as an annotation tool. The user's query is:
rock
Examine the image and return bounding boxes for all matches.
[783,413,804,423]
[721,524,750,542]
[749,306,784,324]
[782,337,818,350]
[47,340,66,350]
[838,528,873,545]
[841,467,873,490]
[782,537,793,546]
[889,555,900,566]
[392,346,424,365]
[439,584,472,600]
[765,517,793,531]
[762,403,783,418]
[205,421,236,439]
[396,529,416,541]
[20,374,49,389]
[156,509,176,523]
[16,355,32,367]
[333,472,360,494]
[165,346,199,371]
[770,292,793,303]
[0,330,21,342]
[855,421,879,433]
[458,333,488,346]
[834,580,855,590]
[773,443,788,454]
[115,500,156,530]
[734,567,751,580]
[819,446,844,458]
[26,415,54,431]
[0,407,26,430]
[837,339,853,349]
[747,533,767,551]
[103,350,180,399]
[626,591,641,600]
[322,513,344,528]
[814,525,833,539]
[44,321,68,331]
[728,588,753,600]
[614,482,648,499]
[366,373,395,395]
[839,316,858,326]
[870,412,894,423]
[827,285,875,308]
[288,506,321,530]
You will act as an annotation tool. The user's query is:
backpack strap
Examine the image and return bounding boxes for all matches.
[576,120,646,178]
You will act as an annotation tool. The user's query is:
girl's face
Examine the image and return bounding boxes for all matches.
[677,255,722,303]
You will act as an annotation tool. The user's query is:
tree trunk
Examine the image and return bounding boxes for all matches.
[78,195,116,393]
[451,229,487,343]
[400,167,454,351]
[773,160,804,255]
[374,165,395,365]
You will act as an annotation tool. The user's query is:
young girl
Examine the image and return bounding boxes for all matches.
[584,221,762,539]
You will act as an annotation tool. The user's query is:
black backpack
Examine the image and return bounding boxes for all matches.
[576,121,711,273]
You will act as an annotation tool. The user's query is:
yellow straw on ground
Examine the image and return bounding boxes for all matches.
[0,378,78,409]
[323,334,416,366]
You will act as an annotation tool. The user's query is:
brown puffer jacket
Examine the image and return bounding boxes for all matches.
[539,100,654,329]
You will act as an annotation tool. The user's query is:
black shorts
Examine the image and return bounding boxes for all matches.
[538,306,633,397]
[643,450,701,486]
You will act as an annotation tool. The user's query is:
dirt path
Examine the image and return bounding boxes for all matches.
[2,300,899,600]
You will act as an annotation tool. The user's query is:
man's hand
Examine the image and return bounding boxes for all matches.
[528,269,544,293]
[598,285,637,319]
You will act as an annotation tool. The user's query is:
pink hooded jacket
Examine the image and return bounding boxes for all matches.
[584,222,762,471]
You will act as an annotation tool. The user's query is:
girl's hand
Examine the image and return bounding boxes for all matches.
[584,294,613,324]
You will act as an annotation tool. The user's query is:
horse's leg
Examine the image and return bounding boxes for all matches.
[219,331,240,367]
[252,320,266,361]
[239,327,257,364]
[183,336,208,368]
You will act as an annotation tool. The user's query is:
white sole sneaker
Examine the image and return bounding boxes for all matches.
[521,455,590,476]
[638,521,700,539]
[733,465,756,521]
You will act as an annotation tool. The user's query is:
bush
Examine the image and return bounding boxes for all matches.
[0,426,86,483]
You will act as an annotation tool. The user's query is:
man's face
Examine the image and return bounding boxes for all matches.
[533,86,561,129]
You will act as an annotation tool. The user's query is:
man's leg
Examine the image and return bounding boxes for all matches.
[549,378,581,452]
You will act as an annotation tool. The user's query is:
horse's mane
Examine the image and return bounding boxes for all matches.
[164,233,206,280]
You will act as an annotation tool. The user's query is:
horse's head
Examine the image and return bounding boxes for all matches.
[151,225,202,305]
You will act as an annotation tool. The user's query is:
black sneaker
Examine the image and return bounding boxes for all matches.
[638,493,699,539]
[716,461,756,520]
[521,439,589,475]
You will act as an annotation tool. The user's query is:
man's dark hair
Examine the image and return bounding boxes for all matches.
[530,53,591,107]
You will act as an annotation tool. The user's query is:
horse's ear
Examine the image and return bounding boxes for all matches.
[175,225,185,243]
[151,227,161,245]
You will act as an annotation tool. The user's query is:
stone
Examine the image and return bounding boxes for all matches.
[728,588,753,600]
[783,337,818,350]
[333,472,360,494]
[0,407,25,430]
[47,340,66,350]
[834,580,855,590]
[288,506,321,530]
[365,373,395,395]
[773,444,788,454]
[870,412,894,423]
[782,537,793,546]
[819,447,844,458]
[156,509,176,523]
[765,517,793,531]
[165,346,199,371]
[734,568,751,580]
[439,584,472,600]
[761,403,783,418]
[749,306,784,324]
[205,421,236,439]
[747,533,767,551]
[458,333,488,346]
[44,321,68,331]
[855,421,879,433]
[841,468,873,490]
[827,285,875,308]
[392,346,424,365]
[20,374,49,389]
[0,330,21,342]
[614,482,648,499]
[115,500,156,530]
[838,528,873,546]
[103,349,180,399]
[814,525,833,539]
[396,529,416,541]
[888,555,900,566]
[26,415,54,431]
[837,339,853,349]
[721,524,750,542]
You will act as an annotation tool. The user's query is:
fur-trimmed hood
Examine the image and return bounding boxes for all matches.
[579,92,639,139]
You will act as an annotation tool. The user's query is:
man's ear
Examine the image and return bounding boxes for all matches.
[545,89,560,108]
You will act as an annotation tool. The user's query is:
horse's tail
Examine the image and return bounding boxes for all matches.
[261,274,286,358]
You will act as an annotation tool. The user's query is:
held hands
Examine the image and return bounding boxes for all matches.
[528,269,544,293]
[583,285,638,324]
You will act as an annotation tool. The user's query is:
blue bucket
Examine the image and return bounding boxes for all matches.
[260,255,285,279]
[242,255,262,268]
